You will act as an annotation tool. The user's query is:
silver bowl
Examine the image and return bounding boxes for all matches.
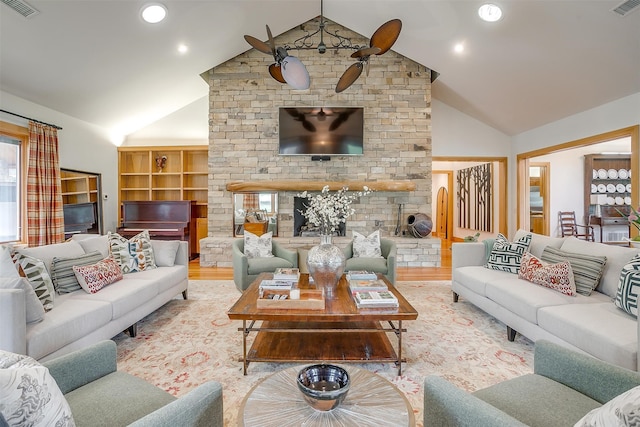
[297,364,350,411]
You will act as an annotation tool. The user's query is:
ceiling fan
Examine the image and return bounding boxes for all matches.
[336,19,402,93]
[244,25,310,90]
[243,1,402,93]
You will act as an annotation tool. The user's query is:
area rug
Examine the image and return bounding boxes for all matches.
[113,280,534,426]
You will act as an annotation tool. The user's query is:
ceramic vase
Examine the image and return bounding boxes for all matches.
[306,234,346,299]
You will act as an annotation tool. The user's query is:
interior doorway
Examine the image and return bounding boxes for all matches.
[516,125,639,236]
[529,163,549,235]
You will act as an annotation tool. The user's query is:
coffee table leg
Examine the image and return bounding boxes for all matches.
[242,320,248,375]
[397,320,403,375]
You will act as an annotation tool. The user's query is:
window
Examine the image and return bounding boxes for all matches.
[0,121,28,243]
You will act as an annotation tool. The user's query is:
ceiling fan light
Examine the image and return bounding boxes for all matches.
[281,56,310,90]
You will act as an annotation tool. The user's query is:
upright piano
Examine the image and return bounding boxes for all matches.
[63,202,99,239]
[117,200,198,260]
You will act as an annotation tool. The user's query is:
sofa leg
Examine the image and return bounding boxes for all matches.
[182,289,188,300]
[452,292,459,303]
[507,326,517,342]
[127,323,138,337]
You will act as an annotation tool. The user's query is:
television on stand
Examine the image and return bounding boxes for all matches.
[278,107,364,157]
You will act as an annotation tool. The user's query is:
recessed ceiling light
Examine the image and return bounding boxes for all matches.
[141,3,167,24]
[178,44,188,54]
[478,3,502,22]
[454,43,465,53]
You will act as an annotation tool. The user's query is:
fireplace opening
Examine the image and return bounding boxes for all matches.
[293,197,346,237]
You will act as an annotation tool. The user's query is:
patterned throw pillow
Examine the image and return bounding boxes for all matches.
[485,233,532,274]
[540,246,607,296]
[574,384,640,427]
[50,251,105,294]
[11,253,55,312]
[614,254,640,318]
[243,230,274,259]
[73,257,123,294]
[108,230,157,274]
[352,230,383,258]
[0,350,75,427]
[518,252,576,296]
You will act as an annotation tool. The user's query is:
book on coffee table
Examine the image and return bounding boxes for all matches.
[273,268,300,281]
[353,290,399,308]
[348,278,388,293]
[259,279,296,290]
[346,270,377,280]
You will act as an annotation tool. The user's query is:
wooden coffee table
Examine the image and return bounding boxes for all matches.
[227,273,418,375]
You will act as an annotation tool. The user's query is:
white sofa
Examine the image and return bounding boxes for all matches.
[452,230,640,371]
[0,235,188,361]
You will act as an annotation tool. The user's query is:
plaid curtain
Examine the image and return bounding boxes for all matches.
[26,122,65,246]
[243,193,259,210]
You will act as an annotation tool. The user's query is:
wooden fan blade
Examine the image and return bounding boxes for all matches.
[335,62,363,93]
[266,25,277,58]
[350,47,381,59]
[244,35,271,55]
[366,59,370,77]
[370,19,402,55]
[268,63,286,84]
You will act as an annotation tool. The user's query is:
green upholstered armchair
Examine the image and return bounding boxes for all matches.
[43,340,223,427]
[423,340,640,427]
[343,238,397,285]
[232,239,298,292]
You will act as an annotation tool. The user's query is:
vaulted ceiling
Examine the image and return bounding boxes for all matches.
[1,0,639,140]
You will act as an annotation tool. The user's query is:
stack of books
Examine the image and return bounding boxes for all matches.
[273,268,300,282]
[348,278,388,294]
[353,290,399,309]
[346,270,377,281]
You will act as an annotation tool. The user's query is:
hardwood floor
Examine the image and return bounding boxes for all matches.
[189,239,453,281]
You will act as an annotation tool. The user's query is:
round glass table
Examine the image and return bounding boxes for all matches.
[238,365,415,426]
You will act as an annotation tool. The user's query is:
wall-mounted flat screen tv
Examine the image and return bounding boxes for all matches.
[278,107,364,156]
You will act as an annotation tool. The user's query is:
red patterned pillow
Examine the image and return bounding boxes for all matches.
[72,257,123,294]
[518,252,576,296]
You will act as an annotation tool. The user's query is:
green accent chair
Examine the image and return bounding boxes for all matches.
[42,340,223,427]
[343,238,397,285]
[423,340,640,427]
[232,239,298,292]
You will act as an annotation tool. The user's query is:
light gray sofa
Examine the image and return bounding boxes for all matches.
[43,340,223,426]
[424,340,640,427]
[0,235,188,361]
[452,230,640,371]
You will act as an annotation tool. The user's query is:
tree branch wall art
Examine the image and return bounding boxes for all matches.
[457,163,492,232]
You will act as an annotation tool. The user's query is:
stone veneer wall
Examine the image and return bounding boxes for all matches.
[200,17,439,267]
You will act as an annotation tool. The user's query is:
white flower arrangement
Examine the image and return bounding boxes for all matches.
[297,185,372,235]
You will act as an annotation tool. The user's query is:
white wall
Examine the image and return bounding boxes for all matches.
[1,91,120,233]
[432,99,511,157]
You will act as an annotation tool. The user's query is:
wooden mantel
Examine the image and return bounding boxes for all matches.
[226,180,416,193]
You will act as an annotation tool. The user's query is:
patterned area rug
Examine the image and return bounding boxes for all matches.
[114,281,534,426]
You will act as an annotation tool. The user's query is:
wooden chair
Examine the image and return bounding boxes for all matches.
[558,211,595,241]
